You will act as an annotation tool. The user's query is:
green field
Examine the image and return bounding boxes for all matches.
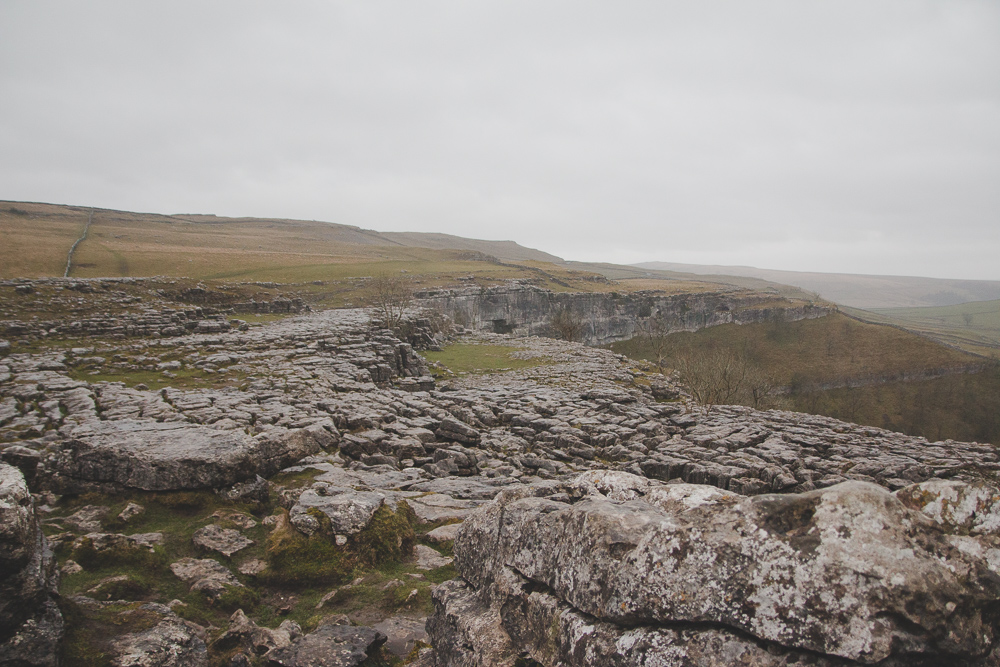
[422,343,551,377]
[844,300,1000,357]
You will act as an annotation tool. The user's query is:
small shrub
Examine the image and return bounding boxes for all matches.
[261,511,352,587]
[215,585,260,612]
[352,502,416,567]
[72,537,164,572]
[154,490,211,512]
[89,576,152,602]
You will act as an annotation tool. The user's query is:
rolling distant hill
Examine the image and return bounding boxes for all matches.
[634,262,1000,309]
[0,201,563,281]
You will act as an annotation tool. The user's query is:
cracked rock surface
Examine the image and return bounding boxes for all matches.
[3,305,1000,665]
[434,470,1000,666]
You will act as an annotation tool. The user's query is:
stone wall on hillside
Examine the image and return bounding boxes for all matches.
[416,283,833,346]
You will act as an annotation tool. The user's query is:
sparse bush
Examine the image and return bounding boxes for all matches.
[71,537,165,572]
[262,510,351,587]
[216,585,260,612]
[351,502,416,567]
[370,273,412,331]
[549,307,584,342]
[672,347,776,411]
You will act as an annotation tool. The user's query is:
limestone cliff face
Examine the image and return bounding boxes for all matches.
[416,284,832,345]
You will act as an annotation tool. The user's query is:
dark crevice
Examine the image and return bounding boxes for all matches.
[499,564,986,667]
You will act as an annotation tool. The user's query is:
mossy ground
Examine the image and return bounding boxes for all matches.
[422,342,552,376]
[46,486,455,666]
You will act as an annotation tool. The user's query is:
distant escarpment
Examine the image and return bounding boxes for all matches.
[416,283,832,345]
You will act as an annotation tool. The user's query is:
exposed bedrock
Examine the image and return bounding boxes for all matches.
[416,284,832,345]
[0,463,63,667]
[431,470,1000,666]
[41,420,335,493]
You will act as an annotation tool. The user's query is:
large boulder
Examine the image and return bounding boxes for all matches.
[0,463,63,667]
[106,603,207,667]
[264,622,386,667]
[433,471,1000,666]
[43,420,331,492]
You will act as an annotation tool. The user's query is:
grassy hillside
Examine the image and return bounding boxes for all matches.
[635,261,1000,308]
[2,201,737,301]
[844,301,1000,357]
[0,202,611,295]
[612,312,977,388]
[611,312,999,445]
[791,364,1000,445]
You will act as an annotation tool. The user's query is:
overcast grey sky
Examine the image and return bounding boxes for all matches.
[2,1,998,279]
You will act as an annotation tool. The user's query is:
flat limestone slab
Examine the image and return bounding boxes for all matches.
[48,420,324,492]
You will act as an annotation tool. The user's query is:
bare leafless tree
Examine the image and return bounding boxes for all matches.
[550,307,585,342]
[637,314,675,371]
[672,346,776,411]
[370,273,412,331]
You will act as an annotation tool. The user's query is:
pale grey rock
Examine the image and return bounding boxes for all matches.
[46,420,327,492]
[107,603,207,667]
[435,417,481,445]
[237,559,267,576]
[896,479,1000,534]
[289,488,385,536]
[264,622,387,667]
[62,504,109,532]
[406,493,483,524]
[74,532,163,553]
[118,501,145,523]
[61,559,83,575]
[448,471,1000,665]
[217,475,270,505]
[192,524,254,557]
[211,609,299,658]
[0,464,63,667]
[371,615,428,658]
[0,600,63,667]
[429,576,846,667]
[170,558,241,598]
[413,544,453,570]
[425,523,462,543]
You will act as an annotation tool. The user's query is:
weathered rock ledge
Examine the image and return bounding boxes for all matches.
[430,470,1000,666]
[416,284,832,345]
[0,463,63,667]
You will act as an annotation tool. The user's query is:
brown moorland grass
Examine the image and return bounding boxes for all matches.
[0,202,91,277]
[611,311,979,388]
[0,202,735,300]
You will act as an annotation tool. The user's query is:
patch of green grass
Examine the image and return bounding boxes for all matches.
[846,301,1000,357]
[59,599,164,667]
[422,343,550,376]
[66,366,246,391]
[352,502,416,567]
[261,510,353,587]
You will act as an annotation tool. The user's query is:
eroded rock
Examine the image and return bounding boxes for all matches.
[441,471,1000,665]
[264,622,386,667]
[0,463,63,667]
